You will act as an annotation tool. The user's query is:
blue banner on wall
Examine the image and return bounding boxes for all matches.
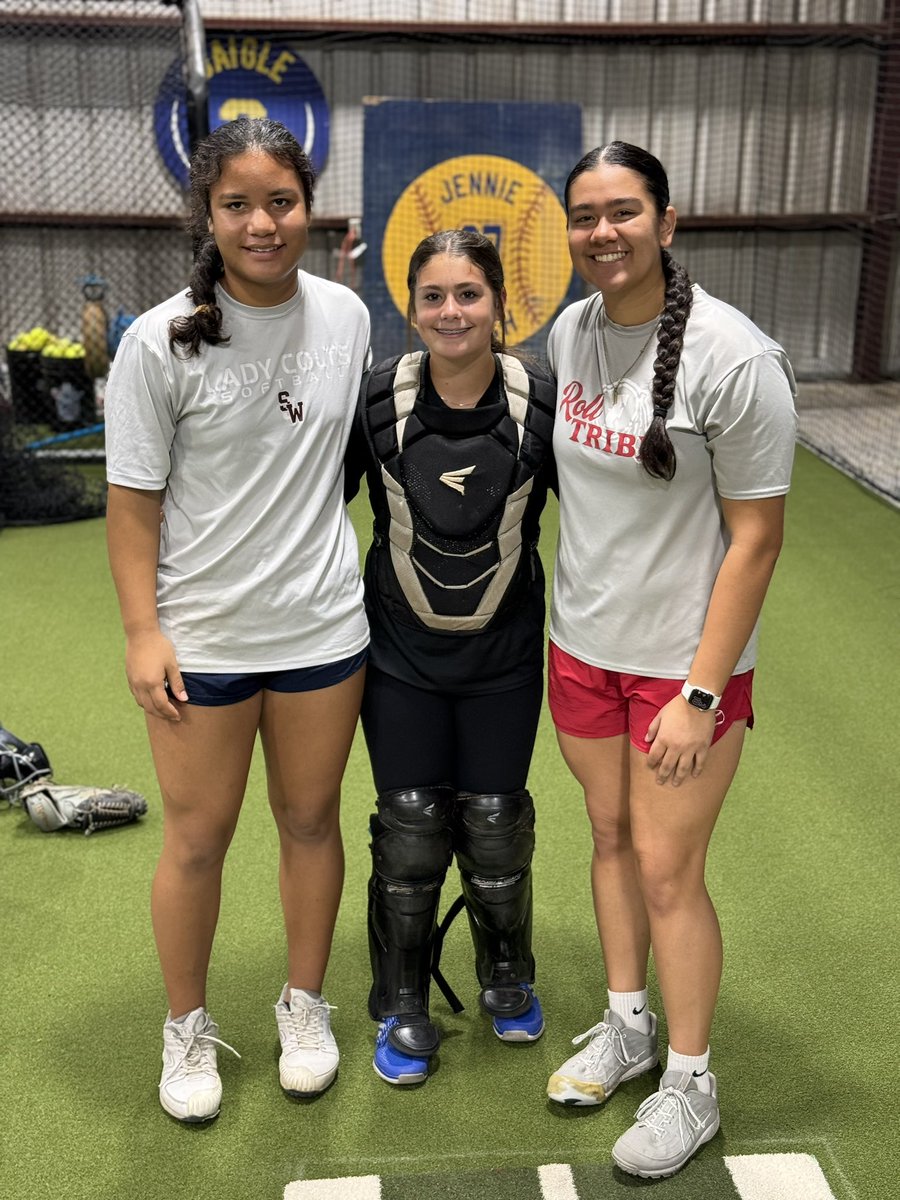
[364,99,582,361]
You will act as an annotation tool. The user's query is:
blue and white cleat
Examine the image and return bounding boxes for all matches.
[491,984,545,1042]
[374,1017,429,1085]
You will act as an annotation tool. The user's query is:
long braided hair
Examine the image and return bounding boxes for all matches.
[167,117,315,359]
[564,141,692,481]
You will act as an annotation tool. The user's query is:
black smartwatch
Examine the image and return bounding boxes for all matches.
[680,682,722,711]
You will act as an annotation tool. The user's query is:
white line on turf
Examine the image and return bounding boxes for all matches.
[538,1163,580,1199]
[284,1153,842,1199]
[725,1154,838,1200]
[284,1176,381,1199]
[726,1137,859,1200]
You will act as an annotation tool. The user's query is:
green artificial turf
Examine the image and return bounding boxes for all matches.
[1,446,897,1200]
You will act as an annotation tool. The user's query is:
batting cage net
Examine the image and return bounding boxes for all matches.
[1,0,898,527]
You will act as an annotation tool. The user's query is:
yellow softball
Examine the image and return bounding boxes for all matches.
[382,154,571,347]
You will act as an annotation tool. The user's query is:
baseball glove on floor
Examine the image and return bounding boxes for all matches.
[19,781,147,835]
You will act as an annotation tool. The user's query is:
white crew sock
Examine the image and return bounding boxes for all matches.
[280,985,322,1007]
[667,1045,712,1093]
[168,1007,204,1025]
[608,988,651,1035]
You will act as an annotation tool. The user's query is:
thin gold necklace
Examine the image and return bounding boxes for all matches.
[438,394,479,409]
[598,309,659,405]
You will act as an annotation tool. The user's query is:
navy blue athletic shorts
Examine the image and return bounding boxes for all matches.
[177,647,368,707]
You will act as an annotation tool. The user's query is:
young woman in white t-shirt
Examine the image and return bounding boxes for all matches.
[105,118,370,1123]
[545,141,796,1178]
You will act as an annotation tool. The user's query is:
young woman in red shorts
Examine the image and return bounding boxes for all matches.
[545,141,797,1178]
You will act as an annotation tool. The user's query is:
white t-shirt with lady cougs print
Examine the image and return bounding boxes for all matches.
[105,271,371,672]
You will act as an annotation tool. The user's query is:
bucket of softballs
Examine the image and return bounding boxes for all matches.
[40,337,94,431]
[6,327,50,424]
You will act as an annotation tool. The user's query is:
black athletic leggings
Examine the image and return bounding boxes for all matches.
[360,665,543,795]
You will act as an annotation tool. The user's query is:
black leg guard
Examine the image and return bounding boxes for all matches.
[453,790,536,1019]
[368,785,455,1056]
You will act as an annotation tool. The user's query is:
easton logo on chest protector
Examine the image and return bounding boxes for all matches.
[369,351,537,632]
[439,465,476,495]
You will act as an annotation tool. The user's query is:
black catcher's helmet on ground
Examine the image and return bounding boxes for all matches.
[0,722,52,804]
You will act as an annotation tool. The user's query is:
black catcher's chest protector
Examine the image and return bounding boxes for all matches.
[399,415,517,540]
[364,352,543,632]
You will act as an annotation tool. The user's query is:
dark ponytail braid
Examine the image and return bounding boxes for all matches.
[168,236,230,358]
[641,249,693,481]
[165,117,316,359]
[564,142,693,481]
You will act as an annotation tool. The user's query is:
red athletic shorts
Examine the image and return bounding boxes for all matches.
[548,641,754,753]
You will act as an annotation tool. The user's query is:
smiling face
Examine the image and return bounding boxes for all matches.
[207,149,310,307]
[566,161,676,324]
[411,252,503,366]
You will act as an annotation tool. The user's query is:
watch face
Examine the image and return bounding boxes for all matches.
[688,689,714,710]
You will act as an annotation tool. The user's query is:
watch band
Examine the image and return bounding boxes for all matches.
[681,681,722,711]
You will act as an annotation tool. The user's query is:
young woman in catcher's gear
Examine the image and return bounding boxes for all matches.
[105,118,371,1122]
[344,229,556,1085]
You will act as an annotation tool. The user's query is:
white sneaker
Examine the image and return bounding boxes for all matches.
[547,1008,658,1106]
[159,1008,240,1123]
[612,1069,720,1178]
[275,985,339,1096]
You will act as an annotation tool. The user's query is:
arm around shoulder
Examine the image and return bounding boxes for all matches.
[343,397,368,504]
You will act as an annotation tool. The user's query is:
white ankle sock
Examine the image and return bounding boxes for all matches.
[168,1007,203,1025]
[667,1046,711,1092]
[608,988,651,1034]
[288,987,321,1003]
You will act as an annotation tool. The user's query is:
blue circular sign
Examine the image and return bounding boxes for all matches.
[154,36,330,190]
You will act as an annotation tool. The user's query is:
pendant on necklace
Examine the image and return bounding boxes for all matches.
[599,310,659,408]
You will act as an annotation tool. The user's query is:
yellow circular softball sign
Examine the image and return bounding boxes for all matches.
[382,154,571,347]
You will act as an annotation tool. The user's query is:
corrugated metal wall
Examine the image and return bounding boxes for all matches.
[1,2,885,20]
[1,30,184,217]
[296,41,878,219]
[0,32,879,218]
[199,2,885,23]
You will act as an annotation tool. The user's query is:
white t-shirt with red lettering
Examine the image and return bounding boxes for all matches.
[548,283,797,677]
[105,271,371,672]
